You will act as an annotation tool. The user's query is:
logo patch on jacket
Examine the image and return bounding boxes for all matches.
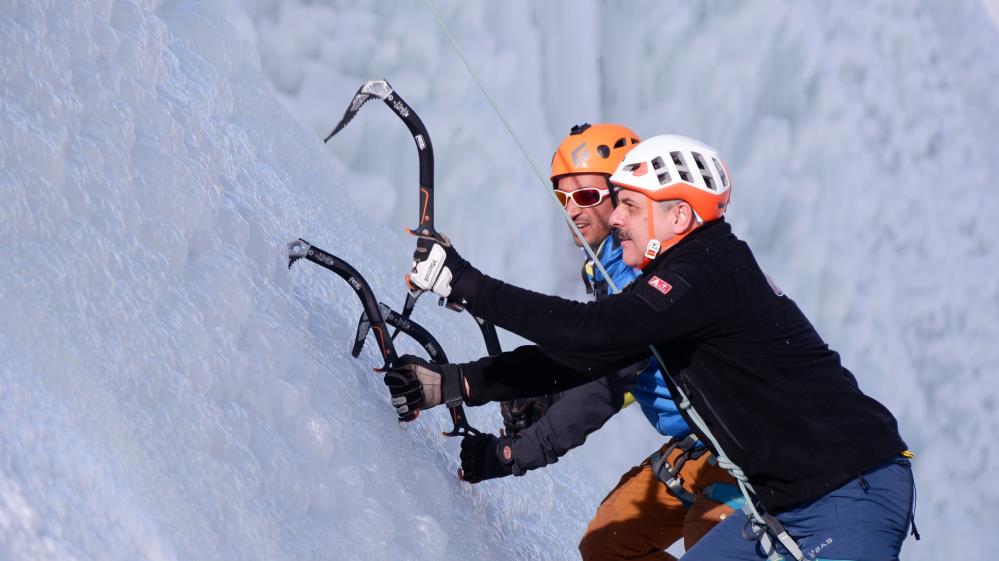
[635,272,689,311]
[647,276,673,295]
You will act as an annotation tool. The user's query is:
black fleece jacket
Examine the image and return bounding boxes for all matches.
[452,219,907,513]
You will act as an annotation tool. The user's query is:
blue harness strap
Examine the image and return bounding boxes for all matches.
[703,482,746,510]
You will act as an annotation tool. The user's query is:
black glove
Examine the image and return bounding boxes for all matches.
[407,233,469,298]
[383,355,465,422]
[458,433,515,483]
[500,396,556,436]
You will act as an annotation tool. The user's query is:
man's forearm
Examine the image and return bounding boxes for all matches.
[461,346,600,405]
[450,266,683,363]
[510,371,635,472]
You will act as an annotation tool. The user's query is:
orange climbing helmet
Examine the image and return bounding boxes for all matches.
[550,123,641,185]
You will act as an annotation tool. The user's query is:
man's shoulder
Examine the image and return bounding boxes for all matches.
[628,265,696,312]
[657,223,747,280]
[648,249,717,282]
[629,244,734,311]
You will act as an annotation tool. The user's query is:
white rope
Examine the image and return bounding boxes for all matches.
[419,0,594,269]
[422,0,778,538]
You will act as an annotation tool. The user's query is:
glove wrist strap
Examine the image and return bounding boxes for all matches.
[499,437,525,476]
[441,364,465,408]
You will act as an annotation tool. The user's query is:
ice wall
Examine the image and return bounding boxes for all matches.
[0,1,617,560]
[2,0,997,559]
[244,1,999,559]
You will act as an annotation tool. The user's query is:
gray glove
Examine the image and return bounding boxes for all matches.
[383,355,465,421]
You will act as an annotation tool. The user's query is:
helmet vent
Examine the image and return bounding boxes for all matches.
[691,152,716,190]
[651,156,671,185]
[692,152,708,171]
[670,151,693,183]
[631,138,639,144]
[713,157,729,188]
[613,138,626,149]
[597,145,611,158]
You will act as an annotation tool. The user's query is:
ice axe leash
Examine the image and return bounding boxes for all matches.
[421,2,804,557]
[324,79,503,358]
[287,239,479,437]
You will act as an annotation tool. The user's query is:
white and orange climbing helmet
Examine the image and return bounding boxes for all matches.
[609,134,731,223]
[609,135,732,267]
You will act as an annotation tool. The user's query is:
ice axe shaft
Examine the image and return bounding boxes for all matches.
[287,238,398,367]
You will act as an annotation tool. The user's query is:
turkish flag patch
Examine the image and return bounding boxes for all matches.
[647,276,673,296]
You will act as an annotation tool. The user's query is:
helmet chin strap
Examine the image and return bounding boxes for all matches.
[637,200,700,270]
[639,201,660,269]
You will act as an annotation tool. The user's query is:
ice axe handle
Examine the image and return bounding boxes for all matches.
[411,186,438,239]
[444,404,480,438]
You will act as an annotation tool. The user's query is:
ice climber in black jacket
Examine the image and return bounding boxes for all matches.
[389,134,918,561]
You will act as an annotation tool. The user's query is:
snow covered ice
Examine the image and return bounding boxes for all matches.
[2,1,997,560]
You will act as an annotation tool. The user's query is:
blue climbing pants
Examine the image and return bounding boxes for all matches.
[682,459,915,561]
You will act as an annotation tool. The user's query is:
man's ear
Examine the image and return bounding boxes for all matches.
[674,202,687,225]
[675,202,696,232]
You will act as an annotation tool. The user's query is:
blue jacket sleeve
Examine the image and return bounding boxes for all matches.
[510,370,636,473]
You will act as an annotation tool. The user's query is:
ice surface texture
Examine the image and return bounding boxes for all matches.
[2,1,997,560]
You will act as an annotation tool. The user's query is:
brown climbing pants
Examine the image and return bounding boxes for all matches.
[578,442,736,561]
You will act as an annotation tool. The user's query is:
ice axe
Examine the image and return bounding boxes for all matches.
[326,79,439,241]
[287,238,479,437]
[325,79,503,357]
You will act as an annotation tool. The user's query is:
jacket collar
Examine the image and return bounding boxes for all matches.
[645,218,731,270]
